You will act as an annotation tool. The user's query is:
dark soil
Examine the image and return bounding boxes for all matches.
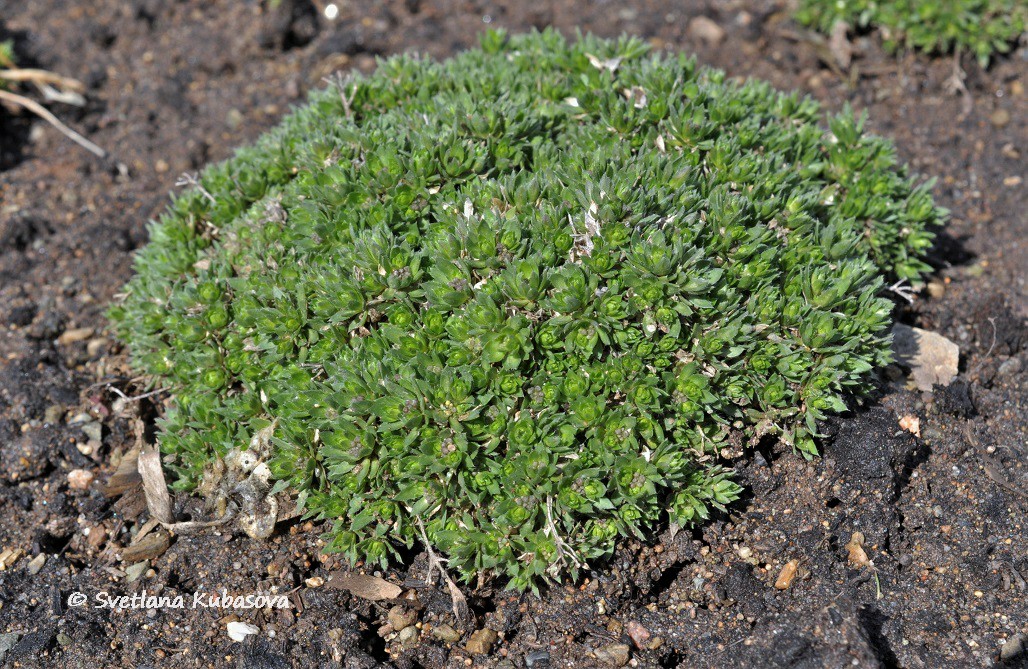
[0,1,1025,668]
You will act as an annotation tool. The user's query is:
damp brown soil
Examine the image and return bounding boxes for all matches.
[0,1,1025,668]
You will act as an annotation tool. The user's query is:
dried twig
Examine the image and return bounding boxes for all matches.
[175,172,217,205]
[0,88,106,157]
[943,47,974,117]
[414,516,470,623]
[968,317,997,378]
[544,496,582,577]
[107,383,167,403]
[887,279,917,304]
[323,72,357,118]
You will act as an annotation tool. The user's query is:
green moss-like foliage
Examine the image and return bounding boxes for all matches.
[0,40,16,79]
[111,30,942,590]
[797,0,1026,67]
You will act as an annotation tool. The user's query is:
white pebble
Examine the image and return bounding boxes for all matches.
[67,469,95,490]
[227,621,259,642]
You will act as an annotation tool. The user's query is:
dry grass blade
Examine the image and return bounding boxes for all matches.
[0,88,105,157]
[0,67,85,91]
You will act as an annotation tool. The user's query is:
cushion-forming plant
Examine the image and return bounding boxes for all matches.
[797,0,1027,67]
[111,29,943,590]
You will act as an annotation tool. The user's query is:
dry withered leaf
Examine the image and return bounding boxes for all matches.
[104,447,141,497]
[138,437,174,525]
[120,530,170,563]
[136,419,234,534]
[326,573,403,601]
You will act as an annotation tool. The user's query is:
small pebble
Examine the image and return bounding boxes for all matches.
[775,559,799,589]
[397,625,419,649]
[26,554,45,575]
[226,621,259,642]
[431,623,461,644]
[990,108,1010,128]
[86,337,108,357]
[226,108,244,129]
[1001,634,1025,661]
[626,620,650,649]
[997,357,1022,377]
[687,16,726,46]
[43,405,64,424]
[465,628,498,655]
[387,605,417,632]
[67,469,95,490]
[0,633,20,660]
[82,421,102,443]
[124,560,150,583]
[57,327,94,345]
[594,643,631,667]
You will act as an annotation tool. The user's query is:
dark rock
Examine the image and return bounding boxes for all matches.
[259,0,320,51]
[934,380,975,417]
[8,628,55,661]
[235,639,290,669]
[723,562,766,619]
[7,302,36,327]
[344,647,380,669]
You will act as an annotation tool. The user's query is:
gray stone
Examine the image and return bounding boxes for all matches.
[594,643,631,667]
[397,625,419,649]
[997,357,1022,377]
[124,560,150,583]
[431,623,461,644]
[1001,633,1025,662]
[387,605,417,632]
[0,633,20,663]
